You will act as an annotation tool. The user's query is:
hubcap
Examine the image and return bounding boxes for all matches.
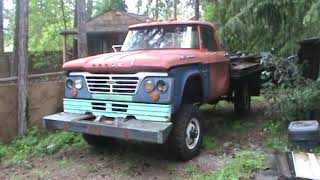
[185,118,200,150]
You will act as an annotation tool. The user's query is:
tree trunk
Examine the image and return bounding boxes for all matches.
[173,0,177,19]
[214,0,220,24]
[77,0,88,58]
[73,1,78,59]
[60,0,67,30]
[155,0,159,19]
[195,0,200,20]
[17,0,29,135]
[87,0,93,20]
[0,0,4,53]
[11,0,20,76]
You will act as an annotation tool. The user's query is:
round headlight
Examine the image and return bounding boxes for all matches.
[66,79,74,89]
[156,80,168,93]
[144,80,154,93]
[75,79,83,89]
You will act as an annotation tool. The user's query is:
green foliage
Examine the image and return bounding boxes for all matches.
[4,0,127,52]
[263,54,305,89]
[94,0,127,16]
[203,0,320,56]
[203,135,218,150]
[0,145,6,161]
[263,120,288,151]
[29,0,74,51]
[0,128,86,163]
[261,52,320,123]
[266,79,320,122]
[193,151,268,180]
[4,0,74,51]
[29,51,62,72]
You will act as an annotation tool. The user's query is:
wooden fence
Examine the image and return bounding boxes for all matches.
[0,72,65,143]
[0,51,64,78]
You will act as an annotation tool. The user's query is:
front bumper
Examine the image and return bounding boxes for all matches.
[43,113,172,144]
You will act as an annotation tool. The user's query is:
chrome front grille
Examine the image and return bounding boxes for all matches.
[69,72,169,95]
[85,75,139,94]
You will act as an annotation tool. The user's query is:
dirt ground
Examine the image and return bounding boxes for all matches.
[0,100,271,180]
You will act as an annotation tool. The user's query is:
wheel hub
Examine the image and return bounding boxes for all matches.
[185,118,200,150]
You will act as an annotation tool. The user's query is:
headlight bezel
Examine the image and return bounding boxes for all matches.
[66,79,74,89]
[156,80,169,93]
[74,79,83,89]
[144,79,154,93]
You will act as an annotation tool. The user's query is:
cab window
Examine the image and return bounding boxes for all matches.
[200,27,218,51]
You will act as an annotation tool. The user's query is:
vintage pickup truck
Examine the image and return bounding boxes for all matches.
[44,20,265,160]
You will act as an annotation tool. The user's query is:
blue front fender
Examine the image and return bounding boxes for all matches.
[169,65,210,113]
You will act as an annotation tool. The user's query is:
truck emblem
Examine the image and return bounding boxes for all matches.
[179,55,195,60]
[111,63,123,67]
[107,80,116,84]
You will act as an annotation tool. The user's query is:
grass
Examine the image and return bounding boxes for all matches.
[0,128,87,163]
[263,120,289,152]
[184,164,199,176]
[192,151,268,180]
[203,135,219,150]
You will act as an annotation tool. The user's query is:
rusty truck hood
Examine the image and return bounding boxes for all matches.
[63,49,210,73]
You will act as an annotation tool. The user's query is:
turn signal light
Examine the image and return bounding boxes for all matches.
[71,87,78,97]
[151,91,160,102]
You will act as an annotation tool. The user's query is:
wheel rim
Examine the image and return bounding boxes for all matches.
[185,118,200,150]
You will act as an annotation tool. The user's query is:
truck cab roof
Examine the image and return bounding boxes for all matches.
[129,20,216,30]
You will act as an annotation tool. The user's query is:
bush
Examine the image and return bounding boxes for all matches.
[0,145,6,161]
[265,79,320,122]
[262,53,319,122]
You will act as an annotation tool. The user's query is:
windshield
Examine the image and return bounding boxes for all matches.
[121,25,199,51]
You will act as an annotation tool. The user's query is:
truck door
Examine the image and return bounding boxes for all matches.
[200,26,230,99]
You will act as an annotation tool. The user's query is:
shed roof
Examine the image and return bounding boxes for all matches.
[61,9,149,35]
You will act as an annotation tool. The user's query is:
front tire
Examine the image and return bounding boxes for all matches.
[82,134,115,147]
[169,104,203,161]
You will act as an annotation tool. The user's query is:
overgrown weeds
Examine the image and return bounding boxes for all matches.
[263,54,320,123]
[202,135,218,150]
[0,128,86,163]
[263,120,288,152]
[192,151,268,180]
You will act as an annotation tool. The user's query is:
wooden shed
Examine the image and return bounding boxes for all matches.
[61,10,149,62]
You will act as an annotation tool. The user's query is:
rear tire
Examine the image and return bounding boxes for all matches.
[169,104,203,161]
[234,83,251,115]
[82,134,115,147]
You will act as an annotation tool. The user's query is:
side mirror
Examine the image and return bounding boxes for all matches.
[112,45,122,52]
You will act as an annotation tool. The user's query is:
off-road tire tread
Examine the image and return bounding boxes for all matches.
[169,104,203,161]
